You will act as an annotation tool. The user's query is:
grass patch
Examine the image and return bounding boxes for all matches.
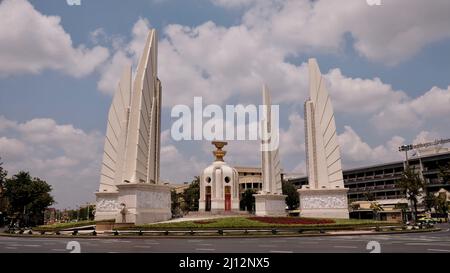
[120,217,396,231]
[34,219,114,232]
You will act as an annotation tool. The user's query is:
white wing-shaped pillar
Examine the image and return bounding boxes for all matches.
[122,29,161,184]
[261,85,282,194]
[299,58,349,219]
[98,65,132,193]
[305,58,344,189]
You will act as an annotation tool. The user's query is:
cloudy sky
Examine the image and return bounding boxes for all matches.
[1,0,450,208]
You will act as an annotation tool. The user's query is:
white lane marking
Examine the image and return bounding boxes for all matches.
[270,250,293,253]
[23,245,41,247]
[52,249,67,252]
[428,249,450,252]
[195,248,215,251]
[5,247,17,250]
[145,242,160,245]
[133,245,152,248]
[333,246,358,249]
[197,243,213,246]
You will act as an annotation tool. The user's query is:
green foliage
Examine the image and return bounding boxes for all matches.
[171,190,182,216]
[0,158,6,189]
[182,177,200,212]
[434,195,449,215]
[240,189,256,212]
[438,163,450,184]
[364,191,375,201]
[422,193,436,212]
[282,181,299,210]
[4,171,55,226]
[0,158,7,214]
[396,166,424,221]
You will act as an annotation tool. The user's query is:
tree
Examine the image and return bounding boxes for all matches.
[0,158,7,211]
[4,171,55,227]
[438,163,450,184]
[182,177,199,212]
[240,189,256,212]
[171,190,182,217]
[0,158,6,190]
[282,181,299,210]
[423,192,436,212]
[370,202,384,221]
[434,194,449,216]
[364,190,375,201]
[396,166,424,222]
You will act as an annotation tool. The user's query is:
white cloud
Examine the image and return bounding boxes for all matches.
[338,125,405,167]
[0,0,109,77]
[372,86,450,132]
[239,0,450,65]
[0,116,103,209]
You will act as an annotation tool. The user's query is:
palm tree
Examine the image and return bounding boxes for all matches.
[396,166,424,222]
[370,202,384,221]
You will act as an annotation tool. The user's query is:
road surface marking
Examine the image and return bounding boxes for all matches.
[333,246,357,249]
[23,245,41,247]
[52,249,67,252]
[5,247,17,250]
[428,249,450,252]
[195,248,215,251]
[269,250,293,253]
[197,243,213,246]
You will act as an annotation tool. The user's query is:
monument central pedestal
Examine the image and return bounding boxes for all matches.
[254,194,287,217]
[298,188,349,219]
[115,183,171,225]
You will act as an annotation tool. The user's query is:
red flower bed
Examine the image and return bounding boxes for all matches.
[249,217,335,225]
[193,220,216,224]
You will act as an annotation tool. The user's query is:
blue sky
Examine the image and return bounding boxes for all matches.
[1,0,450,208]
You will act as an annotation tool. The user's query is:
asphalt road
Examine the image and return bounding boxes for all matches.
[0,224,449,253]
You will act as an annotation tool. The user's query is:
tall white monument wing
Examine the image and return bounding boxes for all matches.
[123,29,161,184]
[261,85,282,194]
[305,58,344,189]
[99,66,132,192]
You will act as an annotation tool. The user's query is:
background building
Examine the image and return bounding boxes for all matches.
[287,149,450,220]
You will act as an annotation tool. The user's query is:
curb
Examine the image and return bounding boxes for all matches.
[0,228,441,240]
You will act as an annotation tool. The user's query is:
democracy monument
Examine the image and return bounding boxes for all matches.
[94,29,349,224]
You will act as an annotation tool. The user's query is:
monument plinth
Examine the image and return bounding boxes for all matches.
[299,59,349,219]
[254,85,287,217]
[94,29,171,225]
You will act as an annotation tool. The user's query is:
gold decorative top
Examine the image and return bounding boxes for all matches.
[212,141,228,162]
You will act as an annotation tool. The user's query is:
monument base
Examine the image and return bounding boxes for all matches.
[254,194,287,217]
[95,191,120,221]
[115,183,172,225]
[298,188,349,219]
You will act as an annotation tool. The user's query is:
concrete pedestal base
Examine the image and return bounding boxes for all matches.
[115,183,172,225]
[95,191,120,221]
[298,188,349,219]
[254,194,287,217]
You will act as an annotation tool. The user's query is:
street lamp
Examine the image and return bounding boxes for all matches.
[398,144,413,168]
